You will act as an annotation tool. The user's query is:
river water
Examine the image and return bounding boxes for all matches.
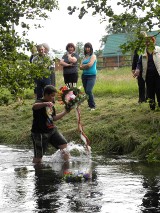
[0,143,160,213]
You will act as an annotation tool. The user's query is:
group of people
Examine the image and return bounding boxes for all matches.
[132,33,160,110]
[31,42,97,164]
[30,42,97,110]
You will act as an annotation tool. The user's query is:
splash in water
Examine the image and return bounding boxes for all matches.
[50,142,92,181]
[51,141,91,163]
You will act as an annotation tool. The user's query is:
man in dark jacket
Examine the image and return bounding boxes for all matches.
[132,31,147,103]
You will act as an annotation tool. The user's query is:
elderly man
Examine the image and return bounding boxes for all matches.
[32,44,52,99]
[42,43,56,86]
[134,36,160,110]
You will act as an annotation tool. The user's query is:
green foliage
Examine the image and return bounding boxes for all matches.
[75,42,84,63]
[94,49,102,57]
[135,135,160,163]
[0,0,58,27]
[0,0,58,56]
[146,135,160,163]
[68,0,160,52]
[0,0,59,99]
[0,88,12,105]
[94,67,137,96]
[0,54,53,99]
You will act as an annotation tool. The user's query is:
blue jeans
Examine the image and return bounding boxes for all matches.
[36,77,51,99]
[82,74,96,108]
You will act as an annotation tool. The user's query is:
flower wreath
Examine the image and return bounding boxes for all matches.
[58,85,91,153]
[63,171,91,182]
[58,86,87,111]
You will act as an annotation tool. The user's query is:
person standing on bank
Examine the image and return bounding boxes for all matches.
[80,42,97,111]
[134,36,160,110]
[32,44,51,99]
[31,85,70,163]
[132,31,147,103]
[60,43,79,88]
[42,43,56,86]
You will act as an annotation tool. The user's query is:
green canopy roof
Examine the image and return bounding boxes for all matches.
[102,31,160,57]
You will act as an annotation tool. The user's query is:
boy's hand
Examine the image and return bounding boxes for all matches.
[46,102,53,107]
[64,105,74,113]
[64,106,70,113]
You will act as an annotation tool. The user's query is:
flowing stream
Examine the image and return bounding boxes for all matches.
[0,143,160,213]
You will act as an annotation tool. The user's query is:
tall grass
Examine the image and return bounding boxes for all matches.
[0,67,138,102]
[94,67,137,96]
[55,67,138,97]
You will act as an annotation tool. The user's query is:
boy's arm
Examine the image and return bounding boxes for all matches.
[53,110,68,121]
[32,102,53,110]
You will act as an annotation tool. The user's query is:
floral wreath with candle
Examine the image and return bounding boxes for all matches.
[58,86,87,111]
[58,86,91,153]
[63,171,91,182]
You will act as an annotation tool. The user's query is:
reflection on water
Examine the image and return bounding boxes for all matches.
[0,144,160,213]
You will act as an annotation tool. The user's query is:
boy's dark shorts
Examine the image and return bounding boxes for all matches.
[31,127,67,158]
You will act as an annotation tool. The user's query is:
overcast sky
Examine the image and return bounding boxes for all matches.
[26,0,107,53]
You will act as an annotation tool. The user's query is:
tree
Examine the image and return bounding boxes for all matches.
[100,13,148,50]
[68,0,160,52]
[75,42,84,63]
[0,0,58,57]
[0,0,59,100]
[94,49,102,57]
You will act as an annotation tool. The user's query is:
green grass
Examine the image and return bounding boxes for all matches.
[95,67,137,96]
[0,67,160,162]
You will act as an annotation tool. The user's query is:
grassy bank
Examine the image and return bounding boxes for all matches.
[0,67,160,162]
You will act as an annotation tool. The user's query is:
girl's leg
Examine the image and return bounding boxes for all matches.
[85,75,96,109]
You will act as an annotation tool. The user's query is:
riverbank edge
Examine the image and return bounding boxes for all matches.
[1,95,160,163]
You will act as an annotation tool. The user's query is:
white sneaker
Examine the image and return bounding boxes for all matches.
[90,108,95,111]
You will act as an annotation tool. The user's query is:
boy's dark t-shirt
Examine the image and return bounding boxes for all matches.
[31,99,56,133]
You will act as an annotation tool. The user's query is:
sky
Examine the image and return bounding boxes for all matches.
[26,0,107,53]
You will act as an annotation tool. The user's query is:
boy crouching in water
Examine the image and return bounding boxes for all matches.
[31,85,70,163]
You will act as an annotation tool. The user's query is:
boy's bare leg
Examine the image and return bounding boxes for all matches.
[33,157,42,164]
[59,144,70,161]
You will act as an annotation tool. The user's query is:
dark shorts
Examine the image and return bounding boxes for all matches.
[31,127,67,158]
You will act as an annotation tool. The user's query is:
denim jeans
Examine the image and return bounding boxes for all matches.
[82,74,96,108]
[36,77,51,99]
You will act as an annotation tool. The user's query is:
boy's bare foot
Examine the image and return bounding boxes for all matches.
[61,150,70,161]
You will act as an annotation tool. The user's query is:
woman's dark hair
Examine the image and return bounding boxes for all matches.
[84,42,93,56]
[66,43,75,51]
[44,85,57,95]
